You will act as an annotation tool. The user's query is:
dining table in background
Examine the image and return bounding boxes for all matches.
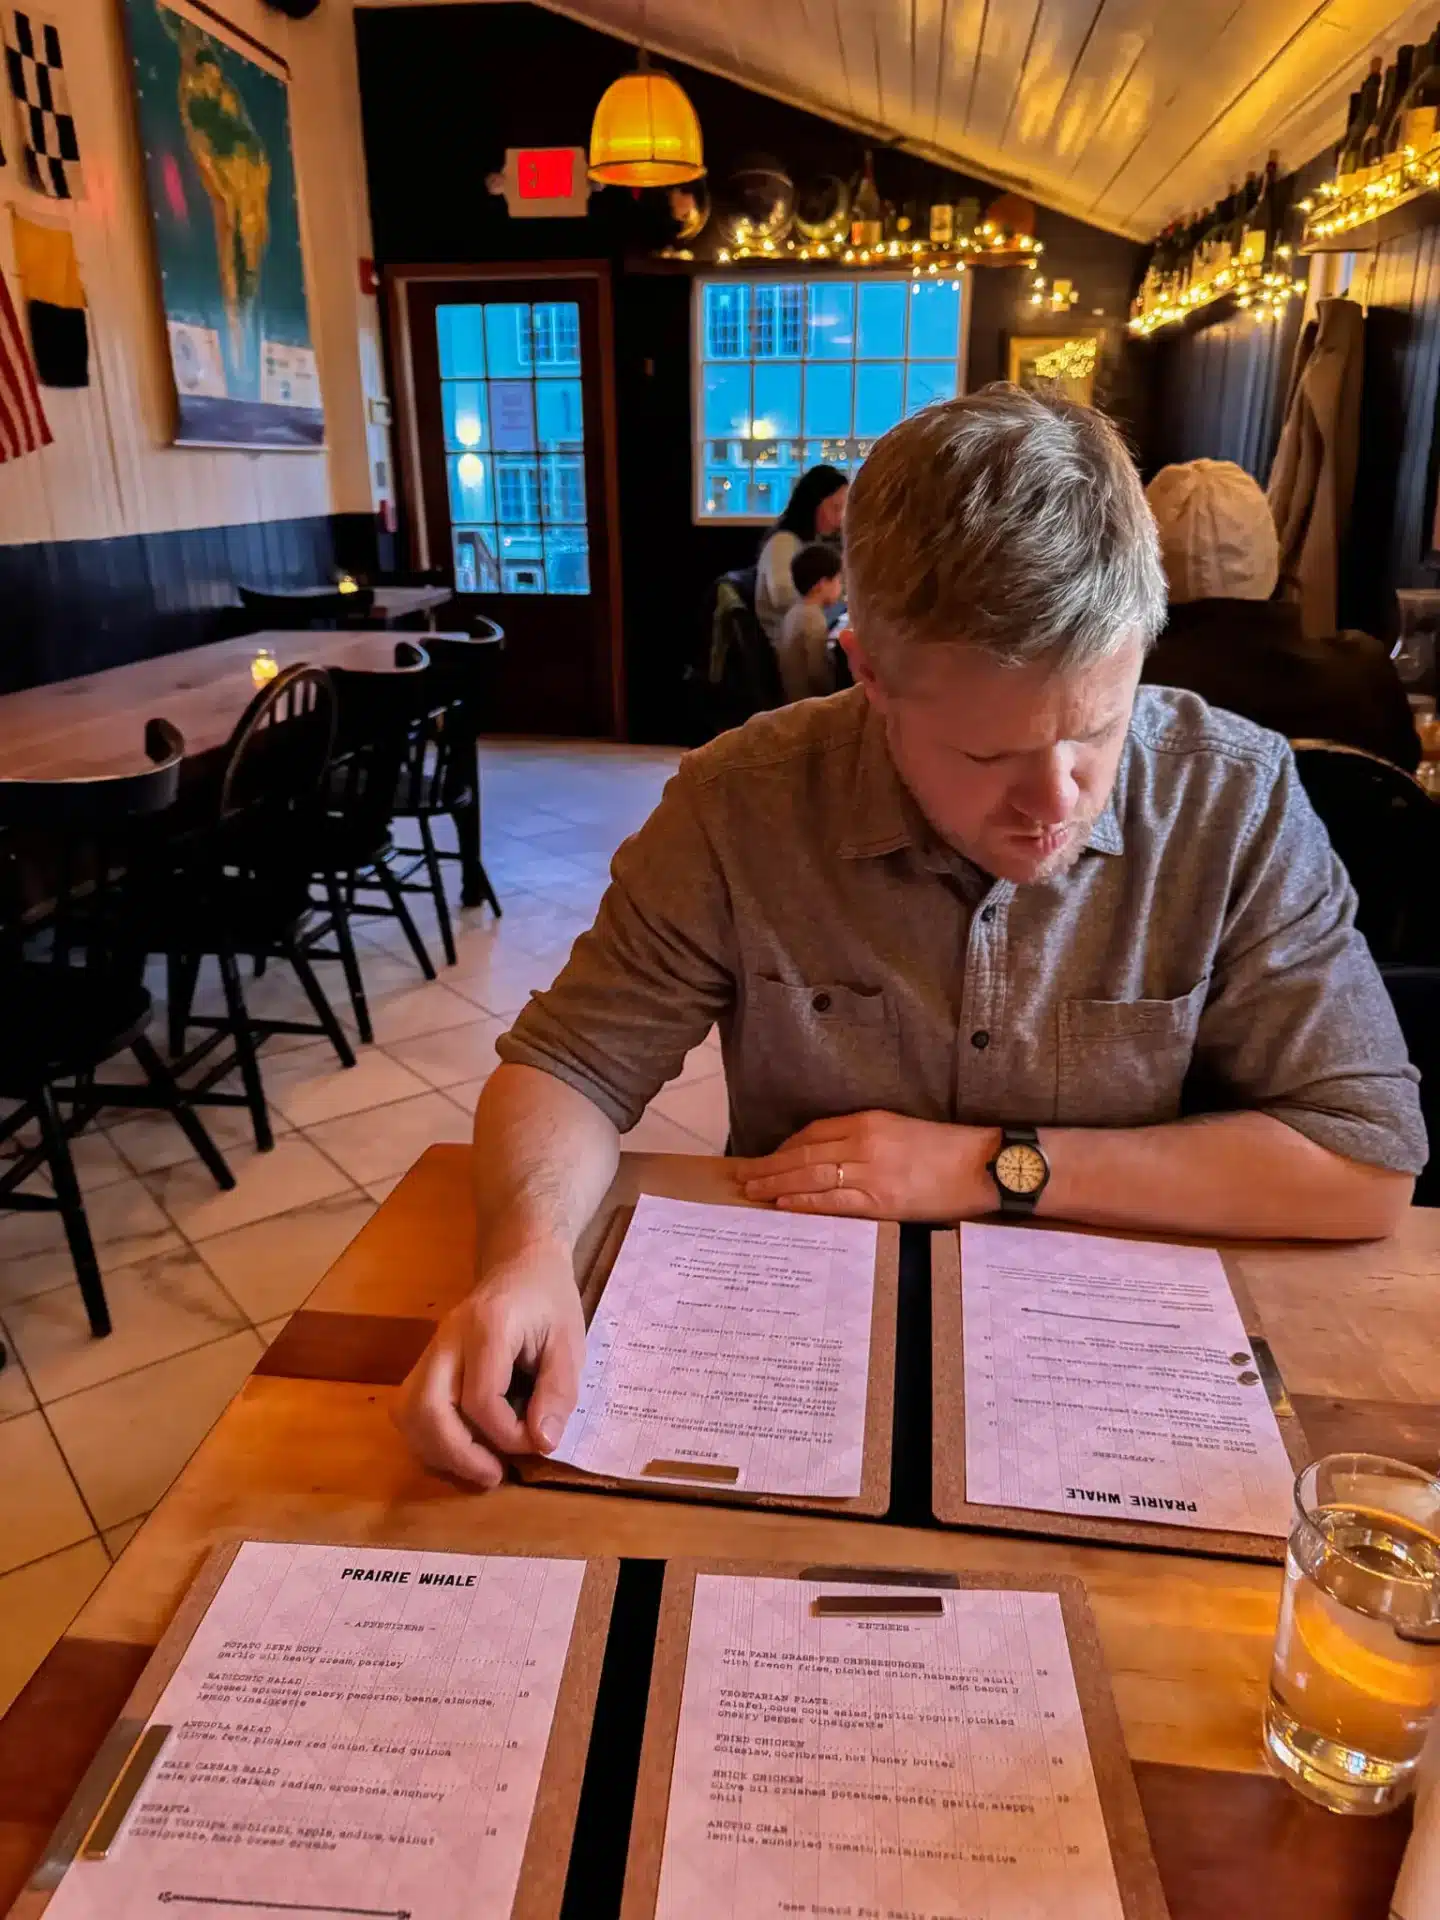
[1,1143,1437,1920]
[0,625,504,910]
[0,631,424,783]
[247,583,457,628]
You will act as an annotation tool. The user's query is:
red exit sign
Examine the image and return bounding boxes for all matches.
[498,146,590,218]
[517,148,575,198]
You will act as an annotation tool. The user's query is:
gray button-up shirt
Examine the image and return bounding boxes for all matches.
[499,685,1426,1173]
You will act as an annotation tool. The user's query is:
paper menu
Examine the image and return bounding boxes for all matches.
[551,1195,878,1496]
[43,1543,587,1920]
[961,1222,1295,1539]
[652,1574,1126,1920]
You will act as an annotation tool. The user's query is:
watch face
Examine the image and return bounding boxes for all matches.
[995,1143,1046,1195]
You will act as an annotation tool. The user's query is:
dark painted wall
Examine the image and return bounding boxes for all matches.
[0,514,380,697]
[1143,153,1440,639]
[355,2,1149,743]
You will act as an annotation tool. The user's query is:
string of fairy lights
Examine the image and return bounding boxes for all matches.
[1300,140,1440,241]
[711,222,1080,311]
[1128,247,1307,337]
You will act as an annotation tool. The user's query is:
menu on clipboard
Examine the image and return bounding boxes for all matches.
[633,1570,1158,1920]
[34,1542,598,1920]
[960,1222,1295,1539]
[549,1195,879,1496]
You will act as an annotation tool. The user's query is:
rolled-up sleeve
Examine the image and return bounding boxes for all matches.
[1198,748,1426,1174]
[495,765,736,1131]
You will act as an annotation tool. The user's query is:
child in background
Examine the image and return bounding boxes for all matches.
[775,544,844,702]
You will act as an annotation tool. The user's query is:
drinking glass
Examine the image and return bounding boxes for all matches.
[1265,1453,1440,1814]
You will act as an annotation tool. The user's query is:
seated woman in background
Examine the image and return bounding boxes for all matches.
[1143,459,1419,772]
[775,543,845,702]
[756,464,848,642]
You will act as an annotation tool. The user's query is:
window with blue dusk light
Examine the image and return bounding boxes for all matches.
[436,299,590,594]
[695,274,964,520]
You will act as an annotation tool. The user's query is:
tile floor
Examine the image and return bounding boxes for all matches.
[0,739,730,1716]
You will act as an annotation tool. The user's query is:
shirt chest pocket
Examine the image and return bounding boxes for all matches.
[1057,980,1209,1127]
[741,977,901,1128]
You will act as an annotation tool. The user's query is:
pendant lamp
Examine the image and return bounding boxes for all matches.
[588,49,704,188]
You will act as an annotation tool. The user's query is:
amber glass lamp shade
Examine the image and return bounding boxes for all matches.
[588,59,704,187]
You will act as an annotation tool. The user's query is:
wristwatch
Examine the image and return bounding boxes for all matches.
[987,1124,1050,1216]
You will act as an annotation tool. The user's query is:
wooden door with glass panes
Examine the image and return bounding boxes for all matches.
[405,268,623,737]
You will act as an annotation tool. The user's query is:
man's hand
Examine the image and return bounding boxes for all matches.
[395,1241,586,1489]
[736,1112,997,1220]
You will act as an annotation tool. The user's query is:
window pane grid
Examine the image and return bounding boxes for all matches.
[437,300,589,594]
[697,275,963,518]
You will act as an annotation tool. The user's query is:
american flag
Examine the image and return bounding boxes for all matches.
[0,267,51,460]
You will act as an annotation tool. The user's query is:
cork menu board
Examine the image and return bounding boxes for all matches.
[620,1559,1169,1919]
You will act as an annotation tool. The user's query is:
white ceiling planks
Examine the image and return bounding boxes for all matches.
[526,0,1440,234]
[1095,0,1340,227]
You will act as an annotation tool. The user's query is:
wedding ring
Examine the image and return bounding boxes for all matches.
[835,1164,845,1190]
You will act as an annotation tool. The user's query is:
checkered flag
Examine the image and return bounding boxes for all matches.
[4,8,82,199]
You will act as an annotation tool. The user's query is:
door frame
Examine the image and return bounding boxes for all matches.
[385,259,627,739]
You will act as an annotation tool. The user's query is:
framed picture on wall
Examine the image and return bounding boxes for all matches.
[1005,332,1103,407]
[124,0,323,448]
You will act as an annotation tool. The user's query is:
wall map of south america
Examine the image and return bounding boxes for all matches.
[126,0,323,447]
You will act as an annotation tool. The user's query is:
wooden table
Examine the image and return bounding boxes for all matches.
[0,631,424,783]
[4,1147,1437,1919]
[249,583,455,626]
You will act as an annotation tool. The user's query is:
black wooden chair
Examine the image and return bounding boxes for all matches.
[0,720,235,1337]
[708,568,783,729]
[430,620,504,915]
[237,585,376,630]
[146,666,357,1153]
[1378,965,1440,1206]
[386,634,506,955]
[1291,742,1440,964]
[298,642,444,1040]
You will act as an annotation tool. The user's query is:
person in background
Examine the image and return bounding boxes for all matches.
[776,543,845,702]
[756,464,849,642]
[1144,458,1419,772]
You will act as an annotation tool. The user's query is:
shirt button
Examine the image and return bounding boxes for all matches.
[812,991,832,1013]
[980,905,996,924]
[971,1030,990,1050]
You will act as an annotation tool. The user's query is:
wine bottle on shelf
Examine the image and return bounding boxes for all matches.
[850,150,884,248]
[1362,48,1411,178]
[886,199,921,244]
[1347,56,1385,191]
[1134,235,1161,319]
[1335,88,1363,192]
[1203,186,1239,280]
[928,201,955,247]
[1344,57,1390,192]
[1397,23,1440,154]
[1180,209,1205,289]
[1384,43,1418,152]
[1229,171,1259,260]
[1240,153,1280,268]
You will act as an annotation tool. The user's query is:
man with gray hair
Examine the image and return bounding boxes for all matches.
[399,385,1425,1488]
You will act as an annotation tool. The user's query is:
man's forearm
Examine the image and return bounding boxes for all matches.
[1037,1110,1412,1241]
[471,1063,621,1274]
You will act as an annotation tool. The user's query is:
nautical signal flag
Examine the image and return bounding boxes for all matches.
[11,211,87,386]
[4,7,83,199]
